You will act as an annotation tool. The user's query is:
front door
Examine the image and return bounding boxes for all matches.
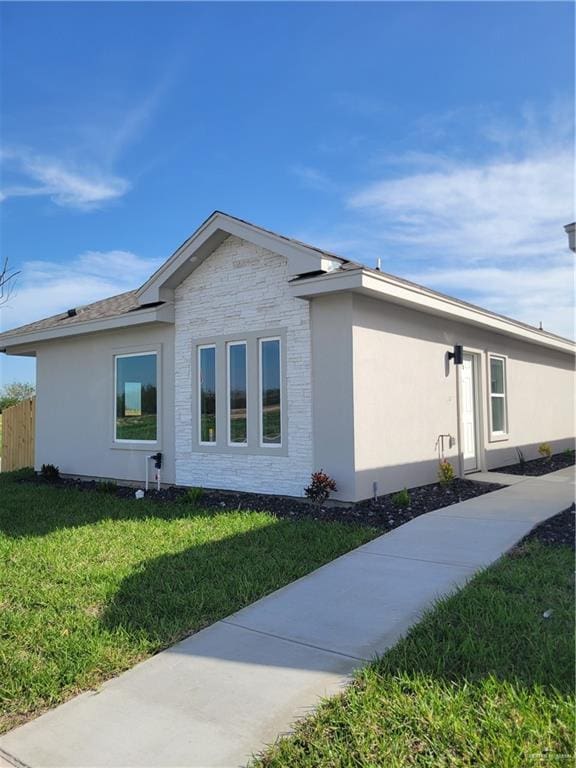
[460,354,478,472]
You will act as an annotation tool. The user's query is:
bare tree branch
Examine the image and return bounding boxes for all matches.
[0,257,20,306]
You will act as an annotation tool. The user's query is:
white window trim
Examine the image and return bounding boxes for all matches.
[113,351,158,445]
[259,336,282,449]
[198,344,217,446]
[227,341,248,447]
[488,353,508,441]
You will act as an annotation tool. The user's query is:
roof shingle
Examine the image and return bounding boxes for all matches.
[1,290,140,339]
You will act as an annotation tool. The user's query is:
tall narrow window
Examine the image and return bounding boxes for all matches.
[199,345,216,444]
[115,353,157,441]
[228,342,247,445]
[489,356,507,436]
[260,338,281,446]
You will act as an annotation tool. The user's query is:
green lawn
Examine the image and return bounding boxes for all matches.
[115,413,157,441]
[254,541,575,767]
[0,471,376,733]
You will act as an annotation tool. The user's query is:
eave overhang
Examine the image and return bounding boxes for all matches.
[291,269,576,355]
[0,303,175,355]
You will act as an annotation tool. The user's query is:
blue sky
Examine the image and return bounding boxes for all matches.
[0,1,574,386]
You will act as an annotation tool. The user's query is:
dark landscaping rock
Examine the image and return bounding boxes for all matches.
[21,474,504,534]
[514,505,575,550]
[493,451,575,477]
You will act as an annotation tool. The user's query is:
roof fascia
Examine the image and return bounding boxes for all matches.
[0,303,174,353]
[290,269,575,355]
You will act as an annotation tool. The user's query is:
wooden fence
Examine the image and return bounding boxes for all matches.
[1,397,35,472]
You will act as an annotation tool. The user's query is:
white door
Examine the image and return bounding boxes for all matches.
[460,354,478,472]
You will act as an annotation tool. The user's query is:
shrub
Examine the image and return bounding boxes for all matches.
[538,443,552,460]
[7,467,35,482]
[564,448,575,459]
[304,470,337,504]
[96,481,117,495]
[392,487,410,509]
[40,464,60,482]
[437,459,455,486]
[185,486,204,506]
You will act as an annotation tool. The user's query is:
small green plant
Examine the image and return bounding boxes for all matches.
[40,463,60,482]
[185,486,204,506]
[392,487,410,509]
[438,459,455,486]
[515,447,526,470]
[96,481,117,495]
[563,448,574,459]
[304,470,337,504]
[538,443,552,460]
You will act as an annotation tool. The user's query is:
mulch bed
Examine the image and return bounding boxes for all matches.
[493,450,575,477]
[23,474,504,533]
[514,505,575,550]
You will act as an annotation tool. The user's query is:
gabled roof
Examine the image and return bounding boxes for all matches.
[136,211,349,304]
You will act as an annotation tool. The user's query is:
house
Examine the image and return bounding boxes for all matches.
[1,212,574,501]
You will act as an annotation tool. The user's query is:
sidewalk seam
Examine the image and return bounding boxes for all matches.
[354,550,479,569]
[0,747,30,768]
[431,513,540,522]
[220,620,369,663]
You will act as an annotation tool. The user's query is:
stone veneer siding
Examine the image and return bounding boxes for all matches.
[174,235,313,496]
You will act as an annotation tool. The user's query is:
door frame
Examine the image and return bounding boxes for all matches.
[456,350,485,475]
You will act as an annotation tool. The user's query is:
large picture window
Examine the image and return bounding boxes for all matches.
[227,342,247,445]
[115,353,157,441]
[489,355,508,436]
[199,345,216,444]
[260,338,282,446]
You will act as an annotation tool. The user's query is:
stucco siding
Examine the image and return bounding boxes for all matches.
[34,324,175,483]
[174,235,313,495]
[351,295,575,500]
[310,294,356,500]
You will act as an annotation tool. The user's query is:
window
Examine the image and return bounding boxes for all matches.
[199,345,216,444]
[115,353,157,442]
[260,338,282,446]
[227,342,247,445]
[489,355,507,436]
[194,331,286,453]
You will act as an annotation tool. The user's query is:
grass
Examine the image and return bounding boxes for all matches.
[0,471,376,733]
[115,413,157,441]
[254,542,575,767]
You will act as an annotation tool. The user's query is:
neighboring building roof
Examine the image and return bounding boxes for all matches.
[565,222,576,253]
[0,211,574,355]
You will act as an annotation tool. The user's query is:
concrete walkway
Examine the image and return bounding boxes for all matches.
[1,468,573,768]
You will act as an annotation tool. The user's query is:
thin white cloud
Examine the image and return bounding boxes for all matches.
[0,250,162,333]
[0,68,176,211]
[335,103,575,338]
[0,149,130,210]
[102,80,169,167]
[292,103,575,339]
[291,164,334,192]
[348,150,573,260]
